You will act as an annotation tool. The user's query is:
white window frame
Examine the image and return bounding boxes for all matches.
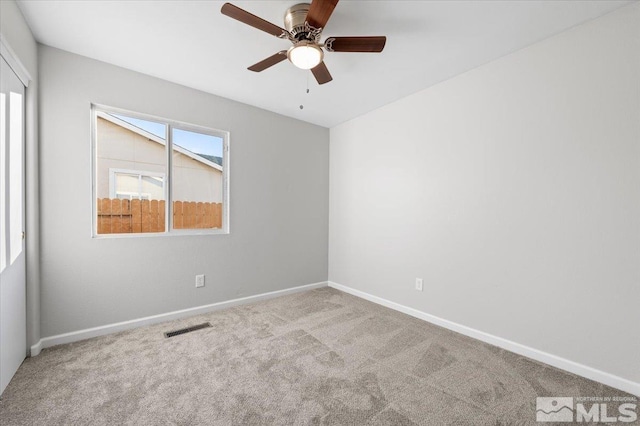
[91,104,230,238]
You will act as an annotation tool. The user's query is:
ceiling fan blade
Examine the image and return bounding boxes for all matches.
[324,36,386,52]
[221,3,287,38]
[306,0,339,29]
[311,62,333,85]
[248,51,288,72]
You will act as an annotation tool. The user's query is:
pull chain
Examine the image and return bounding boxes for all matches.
[300,74,310,110]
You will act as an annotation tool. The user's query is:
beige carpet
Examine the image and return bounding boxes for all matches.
[0,287,634,425]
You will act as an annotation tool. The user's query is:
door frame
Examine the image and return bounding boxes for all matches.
[0,35,32,87]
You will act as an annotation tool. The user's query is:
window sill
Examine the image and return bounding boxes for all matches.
[92,228,230,239]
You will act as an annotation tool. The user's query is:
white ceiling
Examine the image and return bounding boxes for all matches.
[17,0,632,128]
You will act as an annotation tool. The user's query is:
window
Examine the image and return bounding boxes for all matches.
[92,105,229,236]
[109,169,165,200]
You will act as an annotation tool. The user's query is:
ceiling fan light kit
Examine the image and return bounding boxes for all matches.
[221,0,386,84]
[288,42,324,69]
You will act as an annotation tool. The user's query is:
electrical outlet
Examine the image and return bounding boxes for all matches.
[415,278,423,292]
[195,274,205,288]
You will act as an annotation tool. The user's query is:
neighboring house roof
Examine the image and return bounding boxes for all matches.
[196,154,223,167]
[96,111,223,172]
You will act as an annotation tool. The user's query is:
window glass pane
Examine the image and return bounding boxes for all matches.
[9,92,23,264]
[171,128,224,230]
[140,175,163,197]
[114,173,140,195]
[96,112,166,234]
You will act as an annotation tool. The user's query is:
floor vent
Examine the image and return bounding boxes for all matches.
[164,322,212,338]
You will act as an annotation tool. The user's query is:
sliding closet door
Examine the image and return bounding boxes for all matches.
[0,55,27,395]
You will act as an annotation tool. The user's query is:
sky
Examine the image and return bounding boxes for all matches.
[112,114,223,158]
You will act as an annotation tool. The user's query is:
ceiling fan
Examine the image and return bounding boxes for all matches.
[221,0,386,85]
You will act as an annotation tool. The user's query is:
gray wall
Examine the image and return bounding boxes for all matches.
[0,0,40,350]
[39,45,329,337]
[329,3,640,384]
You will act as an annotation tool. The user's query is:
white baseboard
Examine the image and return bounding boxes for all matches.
[328,281,640,397]
[32,281,328,353]
[30,339,42,357]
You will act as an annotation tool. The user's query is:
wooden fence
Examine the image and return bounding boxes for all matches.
[97,198,222,234]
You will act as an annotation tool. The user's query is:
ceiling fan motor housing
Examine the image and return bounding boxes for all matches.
[284,3,321,42]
